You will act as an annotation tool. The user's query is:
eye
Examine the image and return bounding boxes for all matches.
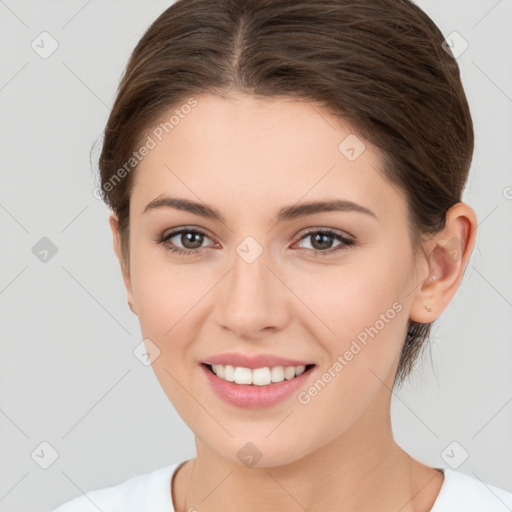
[154,227,216,256]
[154,227,355,257]
[292,229,355,256]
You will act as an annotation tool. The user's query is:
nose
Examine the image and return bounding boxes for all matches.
[215,246,291,339]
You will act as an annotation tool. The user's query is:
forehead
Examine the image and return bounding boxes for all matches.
[131,92,406,222]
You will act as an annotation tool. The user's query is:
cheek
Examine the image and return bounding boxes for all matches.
[132,272,175,338]
[130,251,211,406]
[129,242,208,333]
[283,257,409,376]
[285,265,408,433]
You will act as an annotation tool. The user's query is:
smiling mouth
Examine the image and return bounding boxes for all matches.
[202,363,316,386]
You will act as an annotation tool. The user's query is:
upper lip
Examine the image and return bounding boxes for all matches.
[202,352,314,370]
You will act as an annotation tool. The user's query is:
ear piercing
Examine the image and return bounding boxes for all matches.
[424,274,436,312]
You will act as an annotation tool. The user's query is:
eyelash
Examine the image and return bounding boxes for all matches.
[154,227,356,257]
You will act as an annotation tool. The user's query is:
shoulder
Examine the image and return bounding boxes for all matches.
[50,461,184,512]
[432,468,512,511]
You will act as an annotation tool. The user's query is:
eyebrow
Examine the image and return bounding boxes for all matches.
[142,195,377,223]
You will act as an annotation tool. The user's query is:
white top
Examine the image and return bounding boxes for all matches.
[51,460,512,511]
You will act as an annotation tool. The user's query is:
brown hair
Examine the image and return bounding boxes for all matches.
[98,0,473,387]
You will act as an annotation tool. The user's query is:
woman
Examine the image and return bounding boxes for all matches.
[53,0,512,510]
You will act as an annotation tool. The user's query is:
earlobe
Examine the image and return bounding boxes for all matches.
[409,202,477,324]
[108,213,137,316]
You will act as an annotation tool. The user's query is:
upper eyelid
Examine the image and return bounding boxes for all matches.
[297,227,353,240]
[163,226,212,241]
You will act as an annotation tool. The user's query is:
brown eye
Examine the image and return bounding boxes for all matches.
[173,230,204,249]
[294,229,355,256]
[156,228,214,255]
[309,232,336,251]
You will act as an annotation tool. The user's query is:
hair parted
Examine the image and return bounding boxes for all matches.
[98,0,474,387]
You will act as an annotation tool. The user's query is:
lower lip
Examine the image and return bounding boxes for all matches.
[200,363,316,409]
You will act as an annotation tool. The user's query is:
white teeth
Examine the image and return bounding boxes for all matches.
[210,364,307,385]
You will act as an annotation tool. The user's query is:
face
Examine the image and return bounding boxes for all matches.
[111,92,425,467]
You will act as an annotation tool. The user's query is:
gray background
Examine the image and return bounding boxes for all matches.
[0,1,511,510]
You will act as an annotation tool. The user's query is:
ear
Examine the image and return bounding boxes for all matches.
[109,213,137,316]
[409,202,477,324]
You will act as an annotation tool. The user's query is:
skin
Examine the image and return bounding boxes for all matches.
[109,92,477,512]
